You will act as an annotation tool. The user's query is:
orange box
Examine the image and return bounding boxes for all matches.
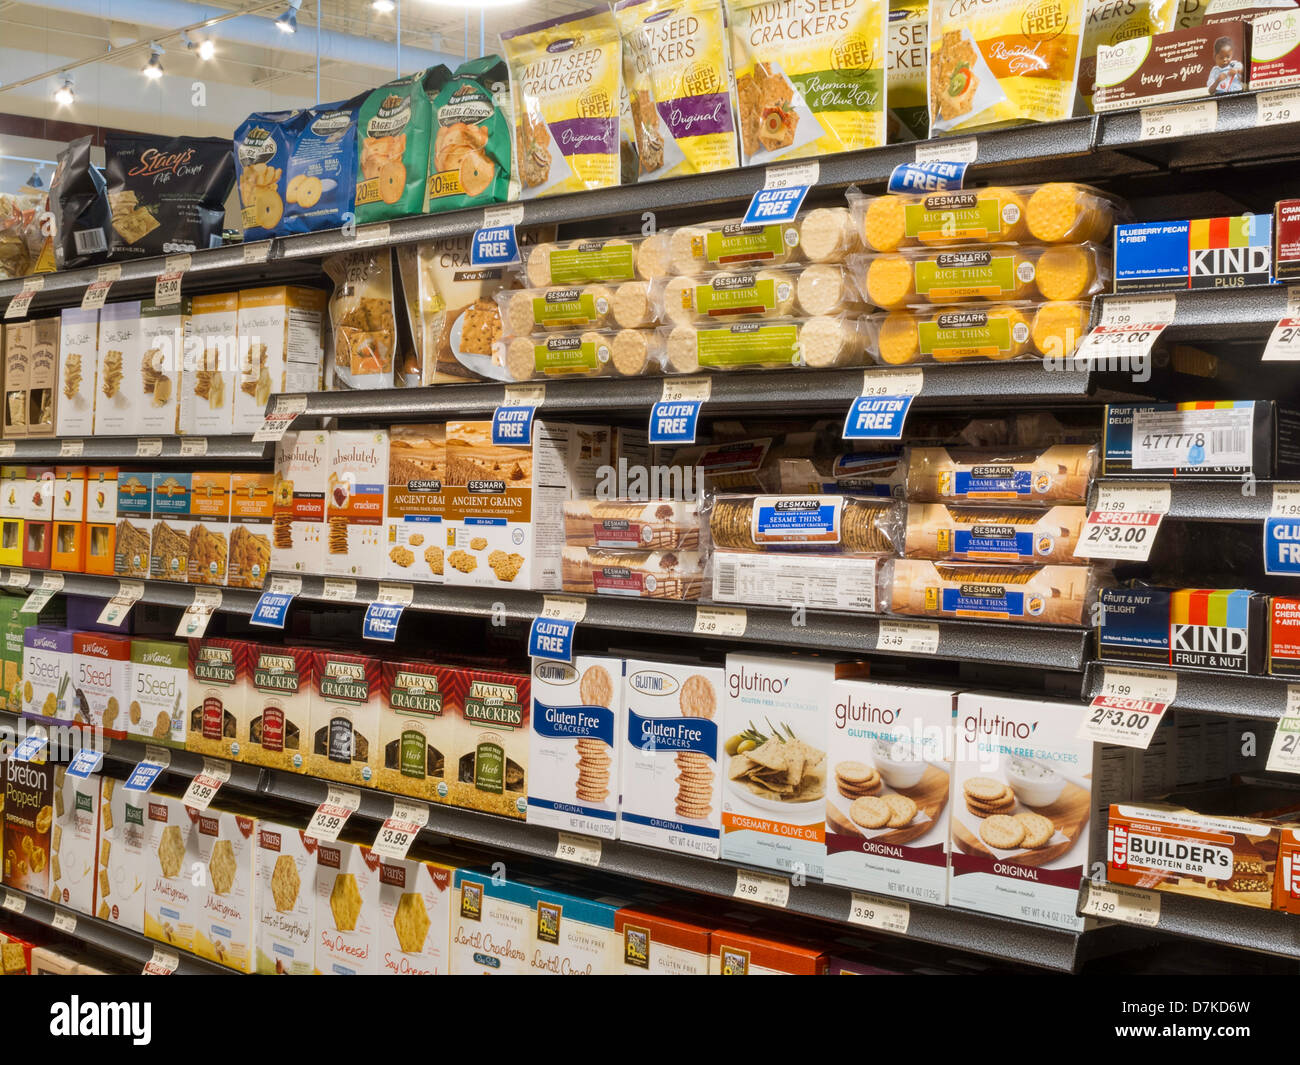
[51,465,86,572]
[83,466,118,576]
[188,471,230,585]
[228,472,274,589]
[0,466,24,568]
[614,905,711,974]
[710,925,827,975]
[1278,827,1300,914]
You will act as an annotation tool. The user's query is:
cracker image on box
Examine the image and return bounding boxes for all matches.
[528,656,623,839]
[49,772,102,916]
[129,639,188,748]
[309,650,381,787]
[450,867,537,974]
[439,667,530,819]
[144,795,200,951]
[255,822,317,975]
[386,424,446,582]
[529,883,626,975]
[4,755,53,898]
[325,429,388,579]
[57,308,98,438]
[377,854,458,975]
[247,644,313,772]
[314,838,382,975]
[376,659,447,798]
[228,472,274,589]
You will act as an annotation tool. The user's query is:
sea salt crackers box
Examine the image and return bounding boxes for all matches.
[182,292,238,437]
[308,650,382,787]
[620,657,725,859]
[93,301,141,436]
[450,866,537,974]
[137,299,185,435]
[324,429,388,578]
[191,806,259,972]
[528,655,623,839]
[57,308,97,437]
[613,905,711,974]
[949,691,1116,931]
[73,632,132,738]
[233,286,327,435]
[246,644,313,772]
[187,637,247,761]
[441,665,531,819]
[143,793,202,951]
[95,778,148,932]
[255,820,318,975]
[272,430,329,575]
[528,883,626,975]
[129,638,188,748]
[824,678,959,905]
[385,423,446,583]
[444,420,611,590]
[376,851,459,975]
[375,658,448,798]
[314,835,383,975]
[50,770,102,914]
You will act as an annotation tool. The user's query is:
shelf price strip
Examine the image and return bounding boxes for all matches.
[555,831,602,867]
[848,891,910,934]
[176,587,222,638]
[733,868,790,907]
[1079,880,1160,927]
[1264,485,1300,575]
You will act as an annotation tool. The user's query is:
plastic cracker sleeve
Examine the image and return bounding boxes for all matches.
[902,503,1086,564]
[702,493,904,554]
[903,444,1098,504]
[882,558,1100,625]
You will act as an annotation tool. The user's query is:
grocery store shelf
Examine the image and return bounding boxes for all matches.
[1088,478,1284,522]
[1084,662,1292,722]
[0,568,264,615]
[0,435,267,463]
[1093,285,1292,342]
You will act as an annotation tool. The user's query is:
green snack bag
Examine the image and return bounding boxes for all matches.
[425,57,513,214]
[355,69,432,223]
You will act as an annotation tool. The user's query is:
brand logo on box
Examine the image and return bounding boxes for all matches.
[719,947,750,975]
[1111,824,1128,869]
[536,901,561,944]
[460,881,482,921]
[623,926,650,969]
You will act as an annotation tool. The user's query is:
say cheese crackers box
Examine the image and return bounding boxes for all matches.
[246,644,313,772]
[308,650,383,787]
[95,778,148,932]
[376,851,459,975]
[314,835,383,975]
[143,793,202,951]
[255,820,318,975]
[192,806,259,972]
[3,754,54,897]
[450,866,537,974]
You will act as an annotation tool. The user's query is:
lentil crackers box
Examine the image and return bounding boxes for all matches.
[450,866,537,974]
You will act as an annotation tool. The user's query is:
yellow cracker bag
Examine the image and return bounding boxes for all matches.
[726,0,889,166]
[888,0,930,141]
[928,0,1086,133]
[1076,0,1179,113]
[502,7,624,198]
[615,0,739,180]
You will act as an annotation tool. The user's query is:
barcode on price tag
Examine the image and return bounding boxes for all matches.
[848,891,910,933]
[306,785,361,842]
[1131,405,1253,470]
[693,605,746,637]
[182,758,232,811]
[1139,100,1216,141]
[875,620,939,655]
[2,891,24,914]
[1257,87,1300,127]
[1079,880,1160,926]
[370,799,430,860]
[52,910,77,934]
[733,868,790,907]
[555,831,602,866]
[60,439,84,458]
[142,947,179,975]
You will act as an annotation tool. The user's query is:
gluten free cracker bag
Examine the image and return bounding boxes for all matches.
[282,94,364,235]
[234,111,302,241]
[355,70,433,223]
[614,0,739,181]
[888,0,929,140]
[1076,0,1179,113]
[425,57,513,213]
[726,0,888,166]
[502,7,624,198]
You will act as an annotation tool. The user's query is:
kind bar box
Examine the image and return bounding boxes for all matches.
[529,884,624,975]
[950,691,1118,931]
[114,471,152,579]
[614,905,711,974]
[150,472,192,582]
[49,771,101,913]
[528,655,623,840]
[181,292,238,437]
[1095,21,1249,110]
[314,836,383,975]
[450,867,536,974]
[272,430,329,575]
[444,420,611,590]
[255,820,318,975]
[228,471,274,589]
[308,650,382,787]
[129,638,188,747]
[376,852,458,975]
[234,286,327,435]
[23,626,74,725]
[93,301,142,435]
[1114,214,1272,292]
[187,637,247,761]
[824,678,958,906]
[442,666,530,819]
[3,754,53,897]
[188,471,231,586]
[1269,596,1300,675]
[73,632,132,738]
[136,300,184,435]
[57,308,97,437]
[711,925,828,975]
[1102,401,1300,477]
[620,658,724,859]
[192,807,259,972]
[95,778,147,932]
[1100,587,1266,673]
[84,466,118,576]
[385,423,446,583]
[21,465,54,570]
[51,465,87,572]
[247,644,313,772]
[143,793,201,951]
[1276,198,1300,282]
[324,429,388,578]
[376,658,448,798]
[0,465,24,567]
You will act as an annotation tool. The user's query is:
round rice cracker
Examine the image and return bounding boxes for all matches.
[255,188,283,230]
[834,761,875,786]
[1015,811,1054,849]
[579,665,613,708]
[980,814,1026,850]
[286,174,307,204]
[963,776,1009,802]
[679,674,716,718]
[849,795,891,829]
[884,793,917,828]
[296,175,323,209]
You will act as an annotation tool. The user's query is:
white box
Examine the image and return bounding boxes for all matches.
[72,632,131,738]
[94,777,148,933]
[191,806,259,973]
[254,820,316,975]
[22,626,75,727]
[93,301,142,436]
[181,291,237,437]
[324,429,388,579]
[56,308,97,438]
[137,299,185,435]
[527,655,623,840]
[272,430,329,575]
[314,836,382,975]
[528,884,626,975]
[143,793,202,951]
[49,769,101,915]
[385,424,445,583]
[234,286,326,435]
[619,658,724,859]
[375,853,458,975]
[128,639,188,748]
[449,867,537,974]
[823,678,958,906]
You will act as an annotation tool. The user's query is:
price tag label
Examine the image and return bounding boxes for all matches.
[483,204,525,230]
[1266,687,1300,775]
[370,799,430,860]
[1256,87,1300,127]
[693,605,747,637]
[875,620,939,656]
[96,579,145,627]
[182,758,232,811]
[1076,482,1170,562]
[1262,316,1300,361]
[733,868,790,908]
[180,437,208,457]
[176,587,222,638]
[81,279,113,310]
[154,270,185,308]
[0,442,13,458]
[5,276,43,319]
[763,160,819,189]
[1075,321,1168,369]
[252,394,307,443]
[322,577,357,602]
[660,376,712,404]
[59,439,84,458]
[22,573,64,615]
[847,891,910,934]
[914,137,978,164]
[555,831,602,867]
[1100,295,1177,328]
[142,946,179,975]
[356,223,391,246]
[541,595,587,622]
[6,569,28,589]
[2,891,25,914]
[375,581,414,606]
[1081,667,1176,748]
[503,383,546,408]
[306,785,362,842]
[124,748,170,793]
[1131,404,1253,470]
[51,910,77,934]
[136,438,163,458]
[844,368,924,440]
[243,240,272,264]
[1079,880,1160,927]
[1273,484,1300,517]
[1139,100,1216,141]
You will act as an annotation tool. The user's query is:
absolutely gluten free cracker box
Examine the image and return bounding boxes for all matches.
[314,834,383,975]
[143,793,202,951]
[324,429,388,579]
[128,638,188,748]
[94,778,148,932]
[376,851,459,975]
[246,643,313,772]
[375,658,449,799]
[307,649,382,787]
[255,819,318,975]
[272,430,329,575]
[191,806,260,971]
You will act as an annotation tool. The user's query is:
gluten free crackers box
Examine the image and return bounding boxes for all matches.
[376,852,458,975]
[191,806,259,972]
[49,771,101,913]
[528,883,625,975]
[440,665,530,819]
[255,820,318,975]
[450,866,537,974]
[187,637,247,761]
[308,649,382,788]
[246,644,313,772]
[376,658,449,799]
[614,904,711,974]
[143,793,202,952]
[3,754,54,897]
[824,678,958,906]
[234,286,327,435]
[324,429,388,579]
[314,835,383,975]
[128,638,188,748]
[710,924,827,974]
[272,430,329,575]
[95,778,147,931]
[385,423,446,582]
[72,632,132,738]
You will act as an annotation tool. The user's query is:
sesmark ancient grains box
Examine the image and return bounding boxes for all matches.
[3,754,54,897]
[246,643,313,772]
[255,820,318,975]
[22,626,75,726]
[308,650,382,787]
[95,778,148,932]
[187,637,247,761]
[143,793,201,951]
[72,632,132,739]
[192,807,259,972]
[385,423,446,583]
[128,638,188,748]
[376,853,458,975]
[441,666,531,819]
[324,429,388,579]
[314,836,383,975]
[49,770,100,914]
[272,430,329,575]
[376,659,448,798]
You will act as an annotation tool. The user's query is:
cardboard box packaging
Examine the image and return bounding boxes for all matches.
[1100,587,1266,673]
[314,836,382,975]
[22,626,75,725]
[710,925,828,975]
[376,852,458,975]
[1102,401,1300,477]
[527,883,625,975]
[0,594,36,714]
[246,643,313,772]
[143,793,201,951]
[187,637,247,761]
[84,466,118,576]
[385,423,446,583]
[1251,8,1300,87]
[234,286,327,435]
[1278,826,1300,913]
[449,866,536,974]
[191,807,259,972]
[137,299,185,435]
[181,292,238,437]
[375,658,448,798]
[1276,198,1300,282]
[94,777,148,932]
[21,465,54,570]
[150,471,192,582]
[72,632,132,738]
[440,665,530,820]
[272,430,329,575]
[114,471,152,578]
[1269,596,1300,675]
[51,466,86,572]
[613,905,712,974]
[1114,214,1272,292]
[49,771,101,914]
[308,650,382,787]
[228,471,274,589]
[254,820,318,975]
[3,754,54,897]
[128,638,188,747]
[188,471,230,585]
[93,301,142,436]
[26,315,58,438]
[2,320,30,438]
[324,429,388,579]
[0,466,23,567]
[57,308,98,438]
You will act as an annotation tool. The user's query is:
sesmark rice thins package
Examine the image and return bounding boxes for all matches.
[725,0,888,166]
[355,71,433,224]
[502,7,624,198]
[614,0,739,181]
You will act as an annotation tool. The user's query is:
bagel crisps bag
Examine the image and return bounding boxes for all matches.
[614,0,739,180]
[235,110,303,241]
[502,7,623,198]
[928,0,1086,133]
[356,70,433,223]
[1076,0,1178,113]
[425,57,513,213]
[281,94,364,235]
[726,0,888,166]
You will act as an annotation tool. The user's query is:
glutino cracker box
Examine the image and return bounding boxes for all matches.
[3,753,54,897]
[143,792,202,951]
[308,650,382,787]
[314,834,383,975]
[620,657,725,859]
[72,632,132,739]
[234,286,327,435]
[187,637,248,761]
[528,655,623,839]
[376,850,459,975]
[128,638,188,748]
[255,819,318,975]
[246,644,313,772]
[441,665,531,819]
[385,423,446,583]
[823,678,958,906]
[95,777,148,932]
[191,806,259,972]
[272,430,330,575]
[376,658,449,799]
[450,866,538,974]
[324,429,388,579]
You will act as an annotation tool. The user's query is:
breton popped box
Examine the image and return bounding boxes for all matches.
[3,753,54,898]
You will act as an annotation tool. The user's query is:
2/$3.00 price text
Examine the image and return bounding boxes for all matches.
[1083,524,1151,545]
[1089,706,1156,729]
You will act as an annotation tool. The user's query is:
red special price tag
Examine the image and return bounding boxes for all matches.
[1081,693,1167,749]
[1074,509,1164,562]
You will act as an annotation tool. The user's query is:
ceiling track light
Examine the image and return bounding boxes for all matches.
[182,31,215,60]
[53,78,75,106]
[275,0,302,34]
[142,42,164,80]
[373,0,396,12]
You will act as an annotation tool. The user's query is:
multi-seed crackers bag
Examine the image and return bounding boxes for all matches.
[355,70,434,223]
[614,0,739,181]
[725,0,888,166]
[502,7,624,198]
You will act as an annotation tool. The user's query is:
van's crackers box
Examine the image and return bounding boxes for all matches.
[128,638,188,748]
[272,430,329,575]
[187,637,247,761]
[192,807,259,972]
[22,626,75,726]
[620,658,724,858]
[528,655,623,839]
[614,904,711,974]
[57,308,98,437]
[228,471,274,589]
[3,753,54,897]
[385,423,446,583]
[376,658,448,798]
[246,643,313,772]
[255,820,318,975]
[182,292,238,437]
[324,429,388,578]
[824,678,958,905]
[234,286,327,435]
[314,835,383,975]
[84,466,118,576]
[529,883,625,975]
[376,851,459,975]
[94,778,148,931]
[308,650,382,787]
[143,793,202,951]
[72,632,132,738]
[441,665,531,819]
[450,867,537,974]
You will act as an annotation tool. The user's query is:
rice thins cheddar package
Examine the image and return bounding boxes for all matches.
[502,7,624,198]
[726,0,889,166]
[614,0,739,181]
[356,71,433,223]
[928,0,1086,133]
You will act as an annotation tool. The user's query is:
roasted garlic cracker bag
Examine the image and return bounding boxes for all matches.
[1076,0,1178,113]
[615,0,740,180]
[726,0,888,166]
[355,69,433,223]
[502,7,624,197]
[928,0,1086,133]
[425,56,513,213]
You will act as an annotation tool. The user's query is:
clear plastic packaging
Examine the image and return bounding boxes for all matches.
[851,243,1111,308]
[903,445,1098,505]
[882,559,1099,626]
[703,493,903,554]
[324,248,397,390]
[654,263,864,326]
[662,316,871,373]
[498,285,618,334]
[562,545,703,599]
[658,208,863,277]
[496,328,666,381]
[866,301,1091,365]
[902,503,1086,564]
[523,236,649,287]
[563,498,699,549]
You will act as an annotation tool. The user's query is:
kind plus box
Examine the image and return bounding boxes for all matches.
[84,466,118,576]
[314,835,382,975]
[57,308,97,438]
[441,665,531,820]
[143,793,201,951]
[234,286,327,435]
[0,466,24,567]
[51,465,87,572]
[128,638,188,747]
[324,429,388,579]
[149,472,192,582]
[21,465,54,570]
[272,430,329,575]
[187,637,247,761]
[620,658,725,859]
[613,905,712,974]
[1102,401,1300,477]
[1268,596,1300,675]
[95,778,148,932]
[192,806,259,972]
[444,420,611,590]
[49,770,101,913]
[376,852,459,976]
[22,626,74,726]
[308,650,382,788]
[528,655,623,840]
[181,292,238,437]
[3,754,53,897]
[254,819,318,975]
[385,423,446,583]
[1113,214,1272,292]
[1099,586,1266,673]
[93,301,142,436]
[246,644,313,772]
[375,658,449,799]
[73,632,132,738]
[450,867,537,975]
[228,471,274,589]
[113,471,152,579]
[824,678,959,906]
[188,471,231,586]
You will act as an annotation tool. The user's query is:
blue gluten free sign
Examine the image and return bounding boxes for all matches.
[528,617,575,662]
[648,400,703,445]
[843,394,914,440]
[1265,518,1300,575]
[470,224,520,267]
[743,184,810,226]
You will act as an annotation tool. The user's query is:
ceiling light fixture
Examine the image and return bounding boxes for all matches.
[141,43,164,80]
[275,0,302,34]
[373,0,396,11]
[53,79,74,106]
[198,38,216,60]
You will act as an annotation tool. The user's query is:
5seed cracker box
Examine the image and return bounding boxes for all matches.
[143,793,202,951]
[22,626,75,726]
[314,834,383,975]
[246,643,313,772]
[84,466,118,576]
[307,649,382,788]
[376,850,460,975]
[450,865,538,974]
[440,665,531,819]
[191,806,260,972]
[187,637,248,761]
[49,770,100,914]
[128,638,188,748]
[255,819,318,975]
[95,777,148,932]
[72,632,132,738]
[3,754,53,897]
[375,658,449,799]
[51,465,86,572]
